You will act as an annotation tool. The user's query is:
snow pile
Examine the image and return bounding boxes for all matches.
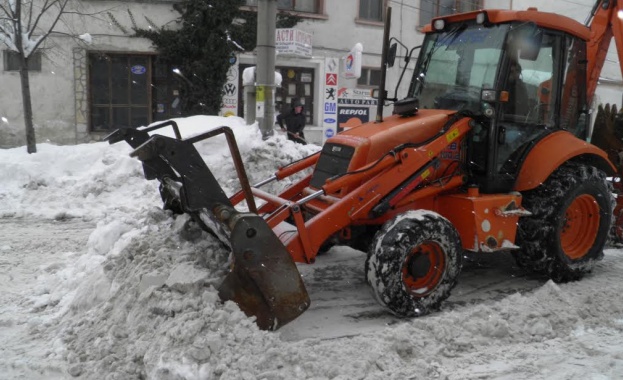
[0,142,155,220]
[0,117,317,220]
[13,117,318,378]
[60,210,258,378]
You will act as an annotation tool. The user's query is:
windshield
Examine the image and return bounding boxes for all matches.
[409,22,509,114]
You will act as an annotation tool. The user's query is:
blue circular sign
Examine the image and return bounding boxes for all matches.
[131,65,146,75]
[325,128,335,138]
[324,118,336,124]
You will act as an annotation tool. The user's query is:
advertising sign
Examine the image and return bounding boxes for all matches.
[338,106,369,132]
[323,57,339,143]
[220,63,239,117]
[276,29,313,58]
[343,43,363,79]
[337,86,376,131]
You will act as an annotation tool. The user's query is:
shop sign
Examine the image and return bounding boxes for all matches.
[131,65,146,75]
[323,57,339,143]
[338,106,369,132]
[343,43,362,79]
[276,29,313,58]
[220,61,239,117]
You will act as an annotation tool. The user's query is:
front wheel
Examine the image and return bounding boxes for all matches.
[516,162,614,282]
[365,211,463,317]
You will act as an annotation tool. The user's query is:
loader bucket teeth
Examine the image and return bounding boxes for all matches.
[216,207,310,330]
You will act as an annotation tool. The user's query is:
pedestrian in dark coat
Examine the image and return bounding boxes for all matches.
[277,99,307,145]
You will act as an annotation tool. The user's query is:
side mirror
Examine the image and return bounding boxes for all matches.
[509,22,542,61]
[371,88,387,99]
[519,31,542,61]
[387,43,397,68]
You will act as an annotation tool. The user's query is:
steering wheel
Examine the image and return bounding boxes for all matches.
[434,87,481,111]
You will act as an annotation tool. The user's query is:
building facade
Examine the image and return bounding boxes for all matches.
[2,0,618,148]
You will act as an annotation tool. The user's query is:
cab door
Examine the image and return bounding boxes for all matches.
[475,29,587,193]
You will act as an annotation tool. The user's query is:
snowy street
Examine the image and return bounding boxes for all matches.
[1,117,622,379]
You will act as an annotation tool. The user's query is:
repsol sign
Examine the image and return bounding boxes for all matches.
[338,106,370,132]
[339,108,368,116]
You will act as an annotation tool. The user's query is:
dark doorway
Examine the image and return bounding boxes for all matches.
[238,64,315,124]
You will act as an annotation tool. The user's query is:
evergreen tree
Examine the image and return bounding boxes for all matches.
[136,0,299,116]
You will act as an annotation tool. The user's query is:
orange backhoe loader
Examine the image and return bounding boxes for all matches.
[107,1,623,330]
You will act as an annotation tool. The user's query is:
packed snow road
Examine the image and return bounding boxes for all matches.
[0,216,543,347]
[3,216,623,380]
[277,245,548,341]
[0,217,95,379]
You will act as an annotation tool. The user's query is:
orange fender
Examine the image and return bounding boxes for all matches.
[514,131,616,192]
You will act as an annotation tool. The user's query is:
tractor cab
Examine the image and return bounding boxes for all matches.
[404,10,589,193]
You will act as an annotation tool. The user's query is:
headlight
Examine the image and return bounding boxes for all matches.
[476,12,487,24]
[433,19,445,31]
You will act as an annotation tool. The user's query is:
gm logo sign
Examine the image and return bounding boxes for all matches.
[324,102,336,114]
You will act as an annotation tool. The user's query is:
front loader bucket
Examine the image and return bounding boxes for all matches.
[106,122,310,330]
[215,205,310,330]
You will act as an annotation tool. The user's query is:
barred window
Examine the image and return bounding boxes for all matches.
[357,67,382,87]
[245,0,319,13]
[88,53,151,131]
[3,50,42,72]
[359,0,384,21]
[419,0,482,27]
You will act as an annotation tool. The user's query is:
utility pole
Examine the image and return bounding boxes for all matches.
[256,0,277,138]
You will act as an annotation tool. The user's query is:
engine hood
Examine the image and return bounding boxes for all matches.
[327,109,458,165]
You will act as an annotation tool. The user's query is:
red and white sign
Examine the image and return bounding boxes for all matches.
[326,73,337,86]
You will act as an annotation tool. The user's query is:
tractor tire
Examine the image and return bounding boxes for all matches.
[515,162,614,282]
[365,211,463,317]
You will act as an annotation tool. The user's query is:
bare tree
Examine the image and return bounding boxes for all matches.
[0,0,75,153]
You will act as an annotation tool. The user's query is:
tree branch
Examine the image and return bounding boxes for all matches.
[28,0,69,55]
[30,0,57,37]
[0,2,14,19]
[27,0,35,31]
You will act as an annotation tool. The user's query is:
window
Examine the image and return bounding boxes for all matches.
[419,0,482,27]
[152,58,183,122]
[3,50,42,72]
[560,35,587,137]
[357,67,381,87]
[359,0,383,22]
[89,53,151,132]
[245,0,319,13]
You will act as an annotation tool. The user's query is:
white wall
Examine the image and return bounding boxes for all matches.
[0,0,178,147]
[0,1,425,147]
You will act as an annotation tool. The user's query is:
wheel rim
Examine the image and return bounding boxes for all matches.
[560,194,600,260]
[402,241,446,297]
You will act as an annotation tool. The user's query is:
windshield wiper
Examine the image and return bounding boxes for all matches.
[414,24,468,97]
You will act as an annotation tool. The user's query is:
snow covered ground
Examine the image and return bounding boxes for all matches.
[0,116,622,380]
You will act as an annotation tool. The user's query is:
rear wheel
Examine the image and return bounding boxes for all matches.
[516,162,613,281]
[365,211,462,317]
